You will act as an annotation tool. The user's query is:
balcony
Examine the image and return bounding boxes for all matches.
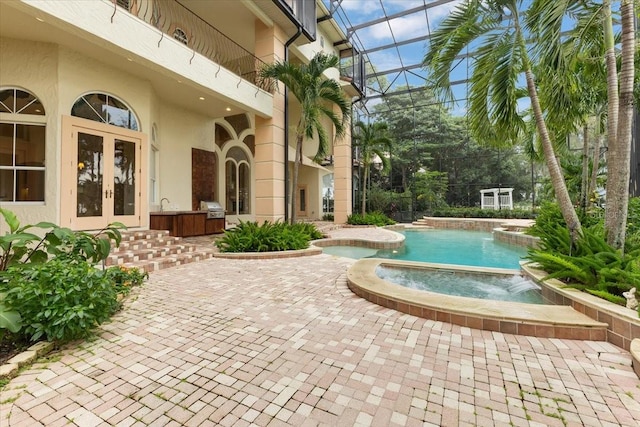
[114,0,271,92]
[339,48,366,97]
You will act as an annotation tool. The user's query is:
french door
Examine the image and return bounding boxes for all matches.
[61,116,145,230]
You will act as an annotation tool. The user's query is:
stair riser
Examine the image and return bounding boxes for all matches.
[106,230,215,271]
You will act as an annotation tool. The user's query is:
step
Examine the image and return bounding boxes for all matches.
[105,244,200,266]
[121,249,216,273]
[105,229,216,272]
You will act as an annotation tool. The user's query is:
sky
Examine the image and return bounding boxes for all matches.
[321,0,469,115]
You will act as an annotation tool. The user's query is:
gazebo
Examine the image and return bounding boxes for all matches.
[480,188,514,210]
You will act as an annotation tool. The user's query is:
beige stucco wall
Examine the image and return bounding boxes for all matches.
[158,103,217,212]
[0,38,59,233]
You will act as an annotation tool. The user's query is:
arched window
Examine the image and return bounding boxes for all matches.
[225,147,250,215]
[71,93,139,131]
[173,28,188,45]
[0,88,46,202]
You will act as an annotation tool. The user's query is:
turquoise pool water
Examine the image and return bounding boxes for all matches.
[323,229,528,269]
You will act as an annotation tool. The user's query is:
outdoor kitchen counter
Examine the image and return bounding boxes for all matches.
[150,211,225,237]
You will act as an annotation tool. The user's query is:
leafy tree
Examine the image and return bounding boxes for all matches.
[423,0,582,239]
[352,121,393,214]
[260,53,350,223]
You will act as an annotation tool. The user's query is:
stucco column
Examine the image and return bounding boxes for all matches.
[254,21,286,222]
[333,109,352,224]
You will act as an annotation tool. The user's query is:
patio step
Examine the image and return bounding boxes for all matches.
[106,230,216,272]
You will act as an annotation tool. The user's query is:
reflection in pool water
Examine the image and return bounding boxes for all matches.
[376,266,543,304]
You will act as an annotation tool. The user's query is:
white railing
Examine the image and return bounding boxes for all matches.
[480,188,513,210]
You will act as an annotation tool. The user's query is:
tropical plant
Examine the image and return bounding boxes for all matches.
[423,0,582,240]
[527,225,640,309]
[104,266,149,296]
[528,0,637,250]
[2,258,120,342]
[0,208,124,271]
[216,221,322,253]
[347,212,395,226]
[259,53,351,224]
[352,121,393,215]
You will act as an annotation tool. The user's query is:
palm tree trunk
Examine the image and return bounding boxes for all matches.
[290,134,303,224]
[516,27,582,238]
[604,0,635,250]
[526,67,581,238]
[589,132,601,200]
[361,164,369,215]
[581,124,590,213]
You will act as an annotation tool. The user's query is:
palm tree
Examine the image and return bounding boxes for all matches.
[260,53,351,224]
[352,121,393,215]
[423,0,582,238]
[529,0,637,250]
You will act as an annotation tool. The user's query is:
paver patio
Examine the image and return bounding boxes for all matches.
[2,231,640,426]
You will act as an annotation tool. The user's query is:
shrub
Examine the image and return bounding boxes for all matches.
[2,258,120,342]
[0,208,123,271]
[526,225,640,313]
[431,206,536,219]
[105,266,149,296]
[216,221,322,253]
[347,212,395,226]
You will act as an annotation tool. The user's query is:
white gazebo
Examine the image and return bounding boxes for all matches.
[480,188,514,210]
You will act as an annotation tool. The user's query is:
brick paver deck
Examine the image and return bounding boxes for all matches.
[2,229,639,426]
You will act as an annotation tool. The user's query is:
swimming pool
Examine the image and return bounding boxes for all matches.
[322,229,527,269]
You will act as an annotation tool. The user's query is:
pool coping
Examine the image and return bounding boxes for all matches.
[522,262,640,351]
[347,258,608,340]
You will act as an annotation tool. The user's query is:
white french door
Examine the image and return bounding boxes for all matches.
[61,116,145,230]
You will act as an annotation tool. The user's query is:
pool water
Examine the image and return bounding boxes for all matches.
[377,266,543,304]
[322,229,528,269]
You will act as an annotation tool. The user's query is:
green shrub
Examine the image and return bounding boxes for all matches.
[216,221,322,253]
[347,212,395,226]
[104,266,149,296]
[3,258,120,342]
[322,213,334,221]
[527,225,640,313]
[0,208,123,271]
[431,207,536,219]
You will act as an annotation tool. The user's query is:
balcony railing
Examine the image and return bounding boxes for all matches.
[340,49,366,96]
[112,0,271,92]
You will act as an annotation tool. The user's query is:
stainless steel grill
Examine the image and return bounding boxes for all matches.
[200,201,225,219]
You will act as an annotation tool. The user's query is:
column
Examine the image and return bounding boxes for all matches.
[254,21,286,222]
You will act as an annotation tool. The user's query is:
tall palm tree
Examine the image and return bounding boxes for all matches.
[260,53,351,224]
[423,0,582,238]
[352,121,393,215]
[529,0,637,250]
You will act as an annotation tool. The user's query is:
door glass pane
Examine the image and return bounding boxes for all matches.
[239,163,250,214]
[226,161,236,214]
[77,132,104,217]
[114,139,136,216]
